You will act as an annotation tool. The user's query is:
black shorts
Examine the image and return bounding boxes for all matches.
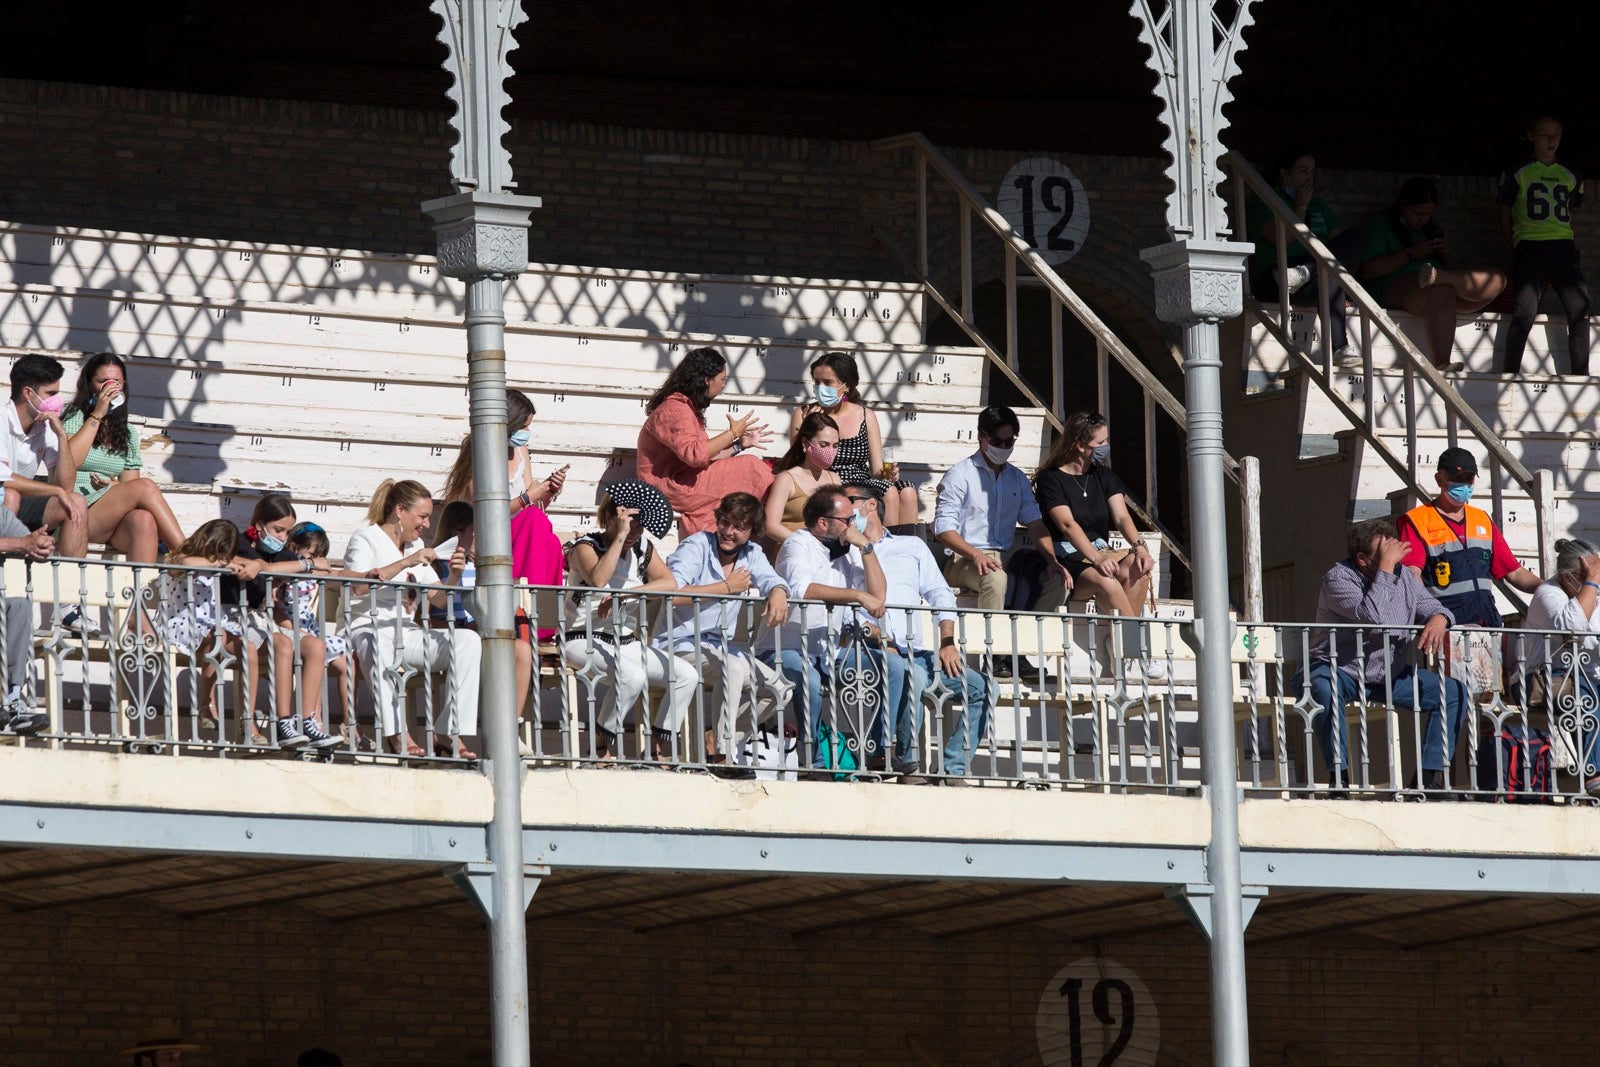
[14,495,49,530]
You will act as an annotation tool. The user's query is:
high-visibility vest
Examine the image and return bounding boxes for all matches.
[1403,503,1501,626]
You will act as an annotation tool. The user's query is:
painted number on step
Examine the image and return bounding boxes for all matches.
[997,158,1091,267]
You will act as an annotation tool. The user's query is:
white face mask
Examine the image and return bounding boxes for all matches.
[982,443,1013,465]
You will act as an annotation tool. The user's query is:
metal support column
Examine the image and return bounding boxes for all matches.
[1132,1,1259,1063]
[425,3,536,1063]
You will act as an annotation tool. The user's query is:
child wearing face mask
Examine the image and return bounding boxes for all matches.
[278,521,359,749]
[762,411,842,549]
[235,495,342,751]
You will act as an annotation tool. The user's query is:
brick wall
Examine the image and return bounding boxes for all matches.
[0,898,1589,1066]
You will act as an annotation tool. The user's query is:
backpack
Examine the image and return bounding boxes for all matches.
[1476,723,1554,803]
[734,725,800,781]
[815,722,858,781]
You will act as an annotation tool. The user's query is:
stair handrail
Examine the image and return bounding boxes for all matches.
[873,131,1261,583]
[1226,150,1554,575]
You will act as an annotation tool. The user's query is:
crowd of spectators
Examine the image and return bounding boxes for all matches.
[1249,115,1588,374]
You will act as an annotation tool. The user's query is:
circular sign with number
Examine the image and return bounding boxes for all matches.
[997,158,1091,267]
[1037,957,1159,1067]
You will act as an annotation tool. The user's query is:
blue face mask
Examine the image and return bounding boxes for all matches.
[259,534,285,554]
[852,511,869,534]
[508,428,530,448]
[815,384,841,408]
[1090,442,1112,466]
[1446,481,1474,505]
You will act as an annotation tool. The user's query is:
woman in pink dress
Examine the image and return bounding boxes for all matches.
[637,347,774,535]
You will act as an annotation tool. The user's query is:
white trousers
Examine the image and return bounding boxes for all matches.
[564,635,697,738]
[690,642,786,755]
[350,622,481,739]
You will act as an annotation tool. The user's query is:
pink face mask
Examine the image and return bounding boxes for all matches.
[805,444,838,469]
[29,391,63,416]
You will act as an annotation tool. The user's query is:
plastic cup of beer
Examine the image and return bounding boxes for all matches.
[881,449,896,479]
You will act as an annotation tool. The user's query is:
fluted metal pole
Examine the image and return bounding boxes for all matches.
[425,190,540,1067]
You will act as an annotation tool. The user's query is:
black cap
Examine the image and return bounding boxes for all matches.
[1437,447,1478,480]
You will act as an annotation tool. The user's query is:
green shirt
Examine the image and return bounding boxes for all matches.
[1248,192,1340,273]
[60,410,142,506]
[1496,159,1583,244]
[1360,211,1439,303]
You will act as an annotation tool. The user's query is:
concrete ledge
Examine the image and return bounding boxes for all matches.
[1241,797,1600,859]
[524,768,1210,848]
[0,746,493,826]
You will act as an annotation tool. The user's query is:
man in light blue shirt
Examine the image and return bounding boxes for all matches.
[933,405,1064,613]
[847,478,993,784]
[660,492,789,769]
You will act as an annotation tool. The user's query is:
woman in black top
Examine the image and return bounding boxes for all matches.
[1032,412,1154,621]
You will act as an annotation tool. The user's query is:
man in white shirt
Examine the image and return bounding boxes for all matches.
[756,484,891,771]
[0,506,54,735]
[846,478,994,784]
[3,355,88,559]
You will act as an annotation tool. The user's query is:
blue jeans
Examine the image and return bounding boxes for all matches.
[1294,661,1468,776]
[837,642,910,768]
[906,648,992,776]
[759,644,906,769]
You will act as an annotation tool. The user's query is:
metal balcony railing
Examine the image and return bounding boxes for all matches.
[7,558,1598,805]
[1227,150,1557,580]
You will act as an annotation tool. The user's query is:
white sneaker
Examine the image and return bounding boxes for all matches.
[1334,345,1363,368]
[1283,264,1313,296]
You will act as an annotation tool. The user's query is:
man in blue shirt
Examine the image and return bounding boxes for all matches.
[848,478,994,785]
[934,405,1066,680]
[660,492,789,773]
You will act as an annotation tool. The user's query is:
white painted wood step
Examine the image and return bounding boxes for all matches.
[0,285,983,410]
[0,220,927,345]
[1245,307,1583,389]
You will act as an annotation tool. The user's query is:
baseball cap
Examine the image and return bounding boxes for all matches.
[1437,447,1478,480]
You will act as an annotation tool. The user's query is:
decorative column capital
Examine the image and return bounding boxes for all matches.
[420,191,541,280]
[1139,239,1253,326]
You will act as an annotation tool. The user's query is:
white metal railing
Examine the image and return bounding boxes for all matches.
[870,131,1258,592]
[7,558,1600,803]
[1228,150,1557,579]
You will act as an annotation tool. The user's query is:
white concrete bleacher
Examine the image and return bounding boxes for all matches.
[1243,307,1600,563]
[0,218,1050,543]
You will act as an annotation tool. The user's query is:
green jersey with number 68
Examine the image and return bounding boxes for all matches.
[1496,158,1584,244]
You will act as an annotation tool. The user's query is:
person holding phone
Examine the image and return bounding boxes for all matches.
[1358,177,1506,371]
[60,351,186,566]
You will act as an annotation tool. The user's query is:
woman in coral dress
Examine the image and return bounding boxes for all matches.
[636,347,774,535]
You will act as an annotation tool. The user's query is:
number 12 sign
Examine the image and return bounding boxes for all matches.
[998,157,1091,267]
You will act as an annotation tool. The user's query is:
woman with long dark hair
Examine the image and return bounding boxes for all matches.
[636,346,774,535]
[762,411,840,545]
[789,350,919,530]
[60,351,185,563]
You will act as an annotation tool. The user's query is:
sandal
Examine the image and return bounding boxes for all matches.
[434,737,478,761]
[386,736,427,760]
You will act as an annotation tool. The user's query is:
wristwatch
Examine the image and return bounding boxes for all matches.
[859,543,875,556]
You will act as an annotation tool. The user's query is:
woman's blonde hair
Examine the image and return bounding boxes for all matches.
[365,478,432,526]
[166,519,239,565]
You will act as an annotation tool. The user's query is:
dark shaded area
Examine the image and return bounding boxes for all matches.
[5,1,1589,174]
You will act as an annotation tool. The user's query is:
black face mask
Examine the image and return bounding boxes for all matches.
[822,536,850,560]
